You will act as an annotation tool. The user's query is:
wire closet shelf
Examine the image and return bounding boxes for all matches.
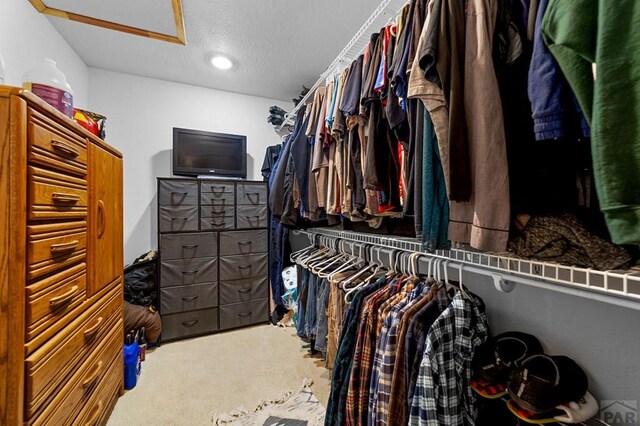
[277,0,409,131]
[298,228,640,311]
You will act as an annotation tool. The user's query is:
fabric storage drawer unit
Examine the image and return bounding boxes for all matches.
[0,87,124,426]
[157,177,269,341]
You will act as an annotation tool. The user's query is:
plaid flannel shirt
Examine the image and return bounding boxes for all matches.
[408,291,489,426]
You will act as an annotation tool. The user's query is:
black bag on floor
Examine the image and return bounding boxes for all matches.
[124,251,158,309]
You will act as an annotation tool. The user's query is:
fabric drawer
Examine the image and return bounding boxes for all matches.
[28,165,88,220]
[219,230,268,255]
[236,205,268,229]
[160,232,217,260]
[25,287,121,418]
[200,205,235,219]
[160,257,218,287]
[29,320,122,426]
[26,263,87,343]
[219,253,268,281]
[219,299,269,330]
[200,216,235,231]
[219,277,269,305]
[28,107,88,177]
[159,206,199,232]
[161,308,219,341]
[237,183,267,206]
[200,182,235,205]
[27,221,87,281]
[158,180,198,206]
[161,282,219,314]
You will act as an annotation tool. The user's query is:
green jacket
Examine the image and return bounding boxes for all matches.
[542,0,640,244]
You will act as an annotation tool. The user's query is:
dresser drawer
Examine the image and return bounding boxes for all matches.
[237,183,267,206]
[75,354,121,426]
[28,165,88,220]
[160,257,218,287]
[219,253,268,281]
[200,182,235,205]
[28,107,88,177]
[219,277,269,305]
[27,221,87,280]
[201,204,235,219]
[162,308,219,341]
[25,287,122,418]
[236,205,268,229]
[30,320,123,426]
[219,230,268,255]
[159,206,199,232]
[161,282,219,314]
[158,180,198,206]
[200,216,235,231]
[160,232,217,260]
[26,263,87,343]
[219,299,269,330]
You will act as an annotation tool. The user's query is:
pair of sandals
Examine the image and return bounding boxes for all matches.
[471,332,598,424]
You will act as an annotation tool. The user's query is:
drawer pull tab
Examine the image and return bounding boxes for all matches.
[50,240,79,254]
[49,285,79,309]
[182,269,199,275]
[182,244,199,249]
[171,217,189,221]
[171,191,188,195]
[182,295,199,302]
[182,319,199,327]
[238,265,252,270]
[97,200,106,238]
[51,140,80,158]
[85,399,104,426]
[211,209,226,215]
[237,311,253,318]
[81,360,103,389]
[52,192,81,204]
[246,192,261,203]
[83,316,104,341]
[210,186,226,195]
[210,221,226,227]
[237,241,252,246]
[237,288,252,294]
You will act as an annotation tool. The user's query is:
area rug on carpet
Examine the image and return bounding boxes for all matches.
[212,379,325,426]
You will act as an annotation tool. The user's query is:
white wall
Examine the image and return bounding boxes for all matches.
[88,68,289,263]
[0,0,89,108]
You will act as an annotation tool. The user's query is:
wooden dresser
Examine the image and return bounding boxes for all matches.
[157,178,269,341]
[0,86,124,425]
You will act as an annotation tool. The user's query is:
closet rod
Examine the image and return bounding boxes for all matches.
[296,229,640,311]
[277,0,410,131]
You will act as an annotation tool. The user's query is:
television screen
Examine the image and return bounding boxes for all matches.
[173,128,247,178]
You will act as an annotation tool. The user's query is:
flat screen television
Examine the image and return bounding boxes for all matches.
[173,127,247,178]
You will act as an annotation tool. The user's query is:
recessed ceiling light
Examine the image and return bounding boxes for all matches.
[210,55,233,70]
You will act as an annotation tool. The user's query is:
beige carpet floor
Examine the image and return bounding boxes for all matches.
[107,324,331,425]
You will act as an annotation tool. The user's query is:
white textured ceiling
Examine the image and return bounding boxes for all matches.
[44,0,381,102]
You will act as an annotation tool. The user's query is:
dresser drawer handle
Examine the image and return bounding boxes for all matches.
[246,215,261,219]
[85,399,103,426]
[170,191,188,195]
[237,265,252,270]
[237,288,252,294]
[83,316,104,341]
[182,269,199,275]
[210,186,227,195]
[181,295,199,302]
[237,311,253,318]
[182,244,198,249]
[210,221,226,227]
[50,240,79,254]
[210,209,226,215]
[237,241,252,246]
[210,198,227,204]
[171,217,189,221]
[97,200,106,238]
[49,285,79,308]
[52,192,81,204]
[81,360,103,389]
[182,319,199,327]
[51,140,80,158]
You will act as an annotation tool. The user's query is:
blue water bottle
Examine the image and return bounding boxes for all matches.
[123,333,139,390]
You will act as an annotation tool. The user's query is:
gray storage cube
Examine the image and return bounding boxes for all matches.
[159,180,198,206]
[219,253,268,281]
[161,283,219,314]
[237,183,267,206]
[160,257,218,287]
[159,206,198,232]
[219,276,268,305]
[160,232,217,260]
[161,308,219,341]
[236,205,268,229]
[219,299,269,330]
[219,230,268,255]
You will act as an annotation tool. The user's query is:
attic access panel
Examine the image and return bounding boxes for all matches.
[29,0,186,45]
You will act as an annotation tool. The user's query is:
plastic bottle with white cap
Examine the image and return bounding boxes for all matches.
[22,58,74,117]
